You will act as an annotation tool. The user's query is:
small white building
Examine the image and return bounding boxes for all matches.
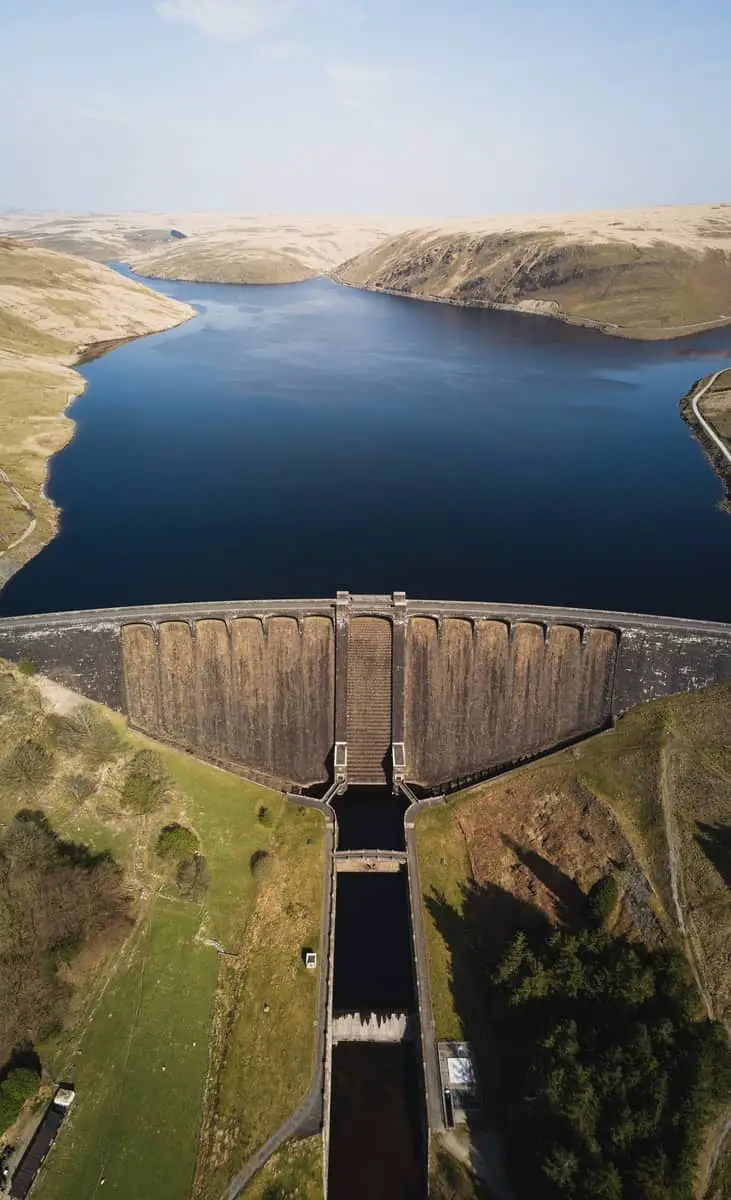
[437,1041,482,1126]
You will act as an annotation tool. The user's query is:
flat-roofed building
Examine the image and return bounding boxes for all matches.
[437,1041,482,1126]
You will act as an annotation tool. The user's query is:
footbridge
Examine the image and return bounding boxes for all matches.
[333,850,406,872]
[0,592,729,792]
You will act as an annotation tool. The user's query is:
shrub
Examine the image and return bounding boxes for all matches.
[176,854,209,900]
[17,660,38,677]
[257,805,273,828]
[61,773,96,804]
[47,707,121,766]
[46,711,86,752]
[430,1148,482,1200]
[0,1065,41,1133]
[156,824,198,862]
[587,874,619,926]
[0,739,55,789]
[82,713,122,766]
[121,750,169,814]
[0,813,130,1072]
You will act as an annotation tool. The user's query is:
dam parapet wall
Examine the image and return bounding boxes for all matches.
[0,594,728,792]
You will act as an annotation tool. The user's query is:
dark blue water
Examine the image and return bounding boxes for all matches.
[2,270,730,619]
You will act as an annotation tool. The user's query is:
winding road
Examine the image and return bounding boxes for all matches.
[691,368,731,466]
[0,467,36,557]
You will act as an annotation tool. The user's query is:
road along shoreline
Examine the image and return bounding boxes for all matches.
[680,368,731,512]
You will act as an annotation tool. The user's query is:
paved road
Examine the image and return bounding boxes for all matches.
[222,798,335,1200]
[404,793,447,1135]
[2,595,730,638]
[691,368,731,466]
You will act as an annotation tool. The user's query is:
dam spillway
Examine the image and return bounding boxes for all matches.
[0,592,729,793]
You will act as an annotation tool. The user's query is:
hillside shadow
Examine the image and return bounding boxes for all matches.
[500,834,587,929]
[426,875,552,1045]
[696,822,731,888]
[12,808,115,868]
[425,878,549,1199]
[0,1042,41,1083]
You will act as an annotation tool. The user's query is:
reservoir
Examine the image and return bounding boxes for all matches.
[1,271,731,619]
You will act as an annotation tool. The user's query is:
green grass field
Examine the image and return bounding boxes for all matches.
[35,897,218,1200]
[154,745,285,948]
[240,1136,323,1200]
[414,804,472,1040]
[0,668,326,1198]
[196,804,326,1198]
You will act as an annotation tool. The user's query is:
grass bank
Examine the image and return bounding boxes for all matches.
[239,1136,323,1200]
[195,805,326,1199]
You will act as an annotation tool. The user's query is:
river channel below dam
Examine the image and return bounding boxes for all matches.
[329,789,426,1199]
[1,271,730,620]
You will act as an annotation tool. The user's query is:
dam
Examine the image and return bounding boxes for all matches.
[0,592,729,795]
[1,590,730,1194]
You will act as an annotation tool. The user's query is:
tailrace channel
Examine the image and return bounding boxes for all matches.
[328,787,426,1199]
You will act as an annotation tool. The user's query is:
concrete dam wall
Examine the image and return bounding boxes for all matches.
[0,594,729,792]
[121,616,334,787]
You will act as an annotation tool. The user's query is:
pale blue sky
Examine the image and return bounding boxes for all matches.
[1,0,729,213]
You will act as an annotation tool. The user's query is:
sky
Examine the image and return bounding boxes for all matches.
[1,0,730,215]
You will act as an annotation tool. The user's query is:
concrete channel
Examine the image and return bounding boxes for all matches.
[224,786,446,1197]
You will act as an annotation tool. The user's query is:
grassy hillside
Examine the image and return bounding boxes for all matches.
[0,239,193,580]
[131,238,317,285]
[416,681,731,1197]
[0,210,414,286]
[0,664,326,1200]
[338,206,731,338]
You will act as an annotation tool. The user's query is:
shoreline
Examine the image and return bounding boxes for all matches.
[329,273,731,342]
[0,307,196,589]
[679,371,731,512]
[128,263,731,343]
[124,261,316,289]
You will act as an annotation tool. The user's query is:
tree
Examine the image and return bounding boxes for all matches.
[0,810,130,1065]
[156,824,198,862]
[491,926,731,1198]
[121,750,169,814]
[587,875,619,926]
[542,1146,578,1193]
[0,1065,41,1132]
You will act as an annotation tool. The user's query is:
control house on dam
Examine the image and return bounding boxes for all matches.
[1,592,730,1192]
